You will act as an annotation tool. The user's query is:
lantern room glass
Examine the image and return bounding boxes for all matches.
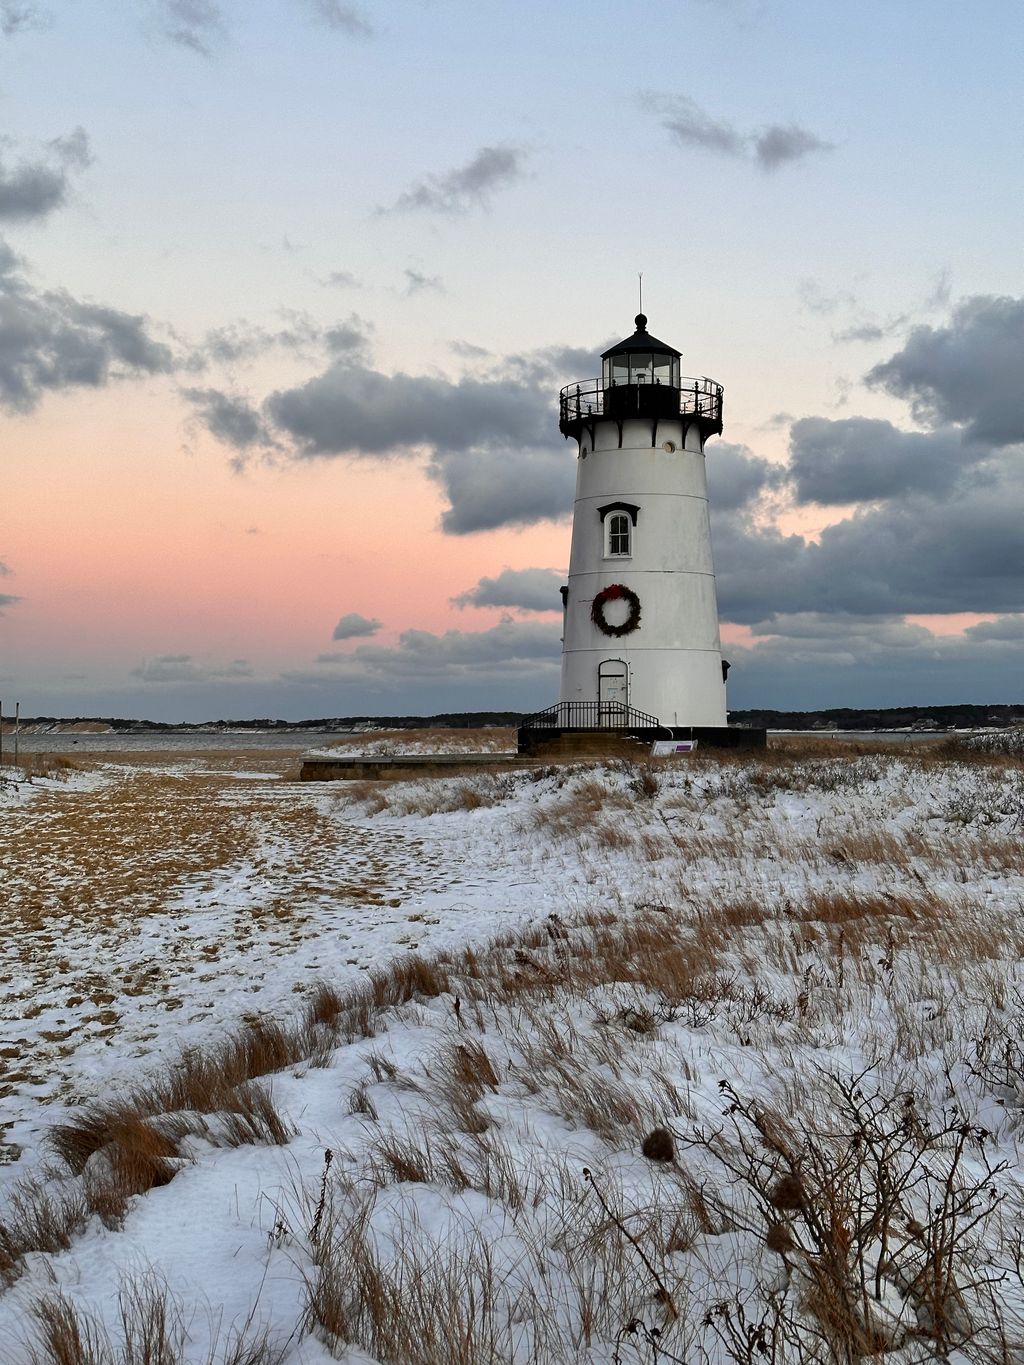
[603,353,679,387]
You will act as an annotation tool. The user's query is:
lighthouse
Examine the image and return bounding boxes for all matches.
[555,313,729,734]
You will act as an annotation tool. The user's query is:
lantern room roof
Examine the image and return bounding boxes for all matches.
[601,313,681,360]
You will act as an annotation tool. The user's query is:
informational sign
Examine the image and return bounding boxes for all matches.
[651,739,698,756]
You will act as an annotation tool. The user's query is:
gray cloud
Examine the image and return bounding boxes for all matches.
[0,2,50,36]
[385,145,526,215]
[0,243,175,412]
[48,127,92,170]
[449,340,492,360]
[403,268,443,295]
[332,612,381,640]
[651,95,745,157]
[201,315,324,365]
[453,567,564,613]
[182,387,275,450]
[0,562,19,613]
[430,445,573,534]
[753,123,833,171]
[267,362,551,459]
[332,618,561,682]
[962,615,1024,643]
[726,614,1024,711]
[323,318,371,358]
[132,654,254,683]
[321,270,361,289]
[706,441,786,510]
[787,417,986,505]
[647,94,831,171]
[302,0,371,34]
[0,127,90,222]
[714,446,1024,624]
[867,295,1024,446]
[156,0,226,56]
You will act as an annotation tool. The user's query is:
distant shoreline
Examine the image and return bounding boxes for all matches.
[2,702,1023,737]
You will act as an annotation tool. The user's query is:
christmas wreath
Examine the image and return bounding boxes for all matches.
[591,583,642,637]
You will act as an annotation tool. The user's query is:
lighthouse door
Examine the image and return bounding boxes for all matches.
[598,658,629,726]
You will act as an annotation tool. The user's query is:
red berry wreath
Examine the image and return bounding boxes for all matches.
[591,583,642,637]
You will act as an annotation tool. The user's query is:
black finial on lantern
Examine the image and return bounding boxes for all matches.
[635,313,648,331]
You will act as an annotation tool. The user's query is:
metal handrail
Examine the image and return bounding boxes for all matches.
[559,375,723,427]
[520,700,663,731]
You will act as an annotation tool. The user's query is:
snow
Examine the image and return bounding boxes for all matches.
[2,745,1024,1362]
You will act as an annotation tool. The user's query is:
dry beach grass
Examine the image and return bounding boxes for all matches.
[2,736,1024,1361]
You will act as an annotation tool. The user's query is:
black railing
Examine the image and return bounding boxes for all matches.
[520,700,664,732]
[559,375,723,431]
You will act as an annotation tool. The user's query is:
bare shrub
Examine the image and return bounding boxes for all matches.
[641,1128,675,1163]
[690,1075,1009,1358]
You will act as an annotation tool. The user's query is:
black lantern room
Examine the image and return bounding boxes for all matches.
[559,314,723,445]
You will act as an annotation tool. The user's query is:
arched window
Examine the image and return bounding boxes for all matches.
[607,511,631,557]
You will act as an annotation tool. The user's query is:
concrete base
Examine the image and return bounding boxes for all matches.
[517,725,766,757]
[300,753,524,781]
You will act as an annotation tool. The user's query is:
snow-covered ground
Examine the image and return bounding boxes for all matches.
[1,745,1023,1362]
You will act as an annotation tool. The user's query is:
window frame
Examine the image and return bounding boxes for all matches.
[606,511,632,558]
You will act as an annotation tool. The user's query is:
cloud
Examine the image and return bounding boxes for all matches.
[449,339,492,360]
[962,614,1024,643]
[0,127,91,222]
[453,568,564,613]
[321,270,361,289]
[430,445,573,534]
[646,94,831,171]
[706,441,786,509]
[867,295,1024,446]
[753,123,833,171]
[325,618,562,682]
[48,127,92,170]
[0,2,50,36]
[787,417,987,505]
[132,654,254,683]
[332,612,381,640]
[189,337,601,532]
[301,0,371,34]
[0,594,19,610]
[0,242,175,412]
[651,95,745,157]
[713,445,1024,624]
[385,145,526,215]
[725,613,1024,711]
[201,315,324,365]
[156,0,226,56]
[182,387,275,449]
[266,362,551,460]
[323,318,371,359]
[403,268,443,295]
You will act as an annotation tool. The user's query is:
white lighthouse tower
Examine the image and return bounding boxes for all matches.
[555,313,729,734]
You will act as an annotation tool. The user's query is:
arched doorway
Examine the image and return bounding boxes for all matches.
[598,658,629,725]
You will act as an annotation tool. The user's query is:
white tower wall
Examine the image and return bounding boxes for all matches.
[559,414,727,728]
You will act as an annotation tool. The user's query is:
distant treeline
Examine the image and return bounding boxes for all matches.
[728,703,1024,731]
[10,704,1024,732]
[12,712,526,732]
